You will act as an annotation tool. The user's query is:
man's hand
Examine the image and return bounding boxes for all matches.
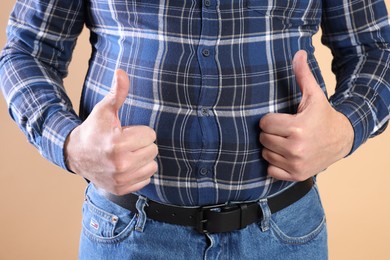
[65,70,158,195]
[259,50,354,181]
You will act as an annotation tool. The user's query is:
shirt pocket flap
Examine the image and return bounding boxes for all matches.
[246,0,321,26]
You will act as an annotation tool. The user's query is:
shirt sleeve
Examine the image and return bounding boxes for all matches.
[0,0,85,170]
[321,0,390,154]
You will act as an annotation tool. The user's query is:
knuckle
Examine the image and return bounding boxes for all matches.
[267,166,275,176]
[113,160,128,173]
[139,178,152,190]
[140,126,156,142]
[130,178,151,193]
[289,160,299,172]
[145,177,152,186]
[143,161,158,177]
[107,153,135,174]
[143,177,152,186]
[105,141,120,156]
[261,148,269,160]
[259,132,265,144]
[150,160,158,173]
[149,129,157,142]
[290,126,304,137]
[289,143,305,159]
[290,160,304,175]
[259,118,265,129]
[259,115,270,130]
[109,176,135,196]
[109,173,123,186]
[152,143,159,157]
[105,169,124,191]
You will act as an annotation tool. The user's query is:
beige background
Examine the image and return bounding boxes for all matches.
[0,1,389,259]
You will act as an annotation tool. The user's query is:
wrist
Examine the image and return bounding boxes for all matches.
[333,109,354,158]
[330,93,378,155]
[64,126,81,174]
[38,109,82,171]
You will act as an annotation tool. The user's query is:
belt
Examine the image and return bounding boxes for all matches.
[97,178,313,234]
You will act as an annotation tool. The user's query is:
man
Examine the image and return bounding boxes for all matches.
[1,0,389,259]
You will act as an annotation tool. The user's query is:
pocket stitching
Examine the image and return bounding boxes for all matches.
[268,184,327,245]
[270,216,326,245]
[246,0,305,18]
[85,195,119,222]
[82,215,137,244]
[246,0,320,27]
[82,197,137,244]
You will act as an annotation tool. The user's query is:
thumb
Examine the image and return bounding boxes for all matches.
[293,50,321,113]
[105,69,130,112]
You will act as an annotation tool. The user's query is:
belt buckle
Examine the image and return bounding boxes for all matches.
[196,203,238,234]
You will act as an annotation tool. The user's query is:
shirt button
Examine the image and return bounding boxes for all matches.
[200,168,208,176]
[201,107,210,116]
[202,48,210,57]
[204,0,211,7]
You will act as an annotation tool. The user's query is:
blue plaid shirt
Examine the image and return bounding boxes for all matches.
[1,0,389,205]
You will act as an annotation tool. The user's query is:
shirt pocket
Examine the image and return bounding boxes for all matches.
[246,0,321,29]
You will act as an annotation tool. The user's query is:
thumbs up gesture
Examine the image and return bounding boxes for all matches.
[259,51,354,181]
[65,70,158,195]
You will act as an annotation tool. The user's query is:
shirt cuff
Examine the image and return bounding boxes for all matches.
[40,109,82,172]
[330,97,374,155]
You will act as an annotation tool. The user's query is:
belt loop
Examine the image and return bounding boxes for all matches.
[135,195,148,233]
[84,183,91,201]
[258,199,271,232]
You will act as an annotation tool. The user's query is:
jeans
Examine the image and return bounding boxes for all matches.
[79,183,328,260]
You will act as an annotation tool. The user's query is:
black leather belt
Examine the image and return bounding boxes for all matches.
[96,178,313,234]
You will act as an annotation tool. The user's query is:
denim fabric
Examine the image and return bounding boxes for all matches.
[79,183,327,260]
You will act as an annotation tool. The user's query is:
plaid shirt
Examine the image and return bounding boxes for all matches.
[1,0,389,205]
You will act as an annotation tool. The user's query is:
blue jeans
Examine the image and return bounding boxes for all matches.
[79,183,328,259]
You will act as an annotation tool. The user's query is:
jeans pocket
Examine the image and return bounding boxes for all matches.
[268,184,326,245]
[81,184,137,244]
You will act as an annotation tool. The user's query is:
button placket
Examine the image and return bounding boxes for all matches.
[196,0,219,205]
